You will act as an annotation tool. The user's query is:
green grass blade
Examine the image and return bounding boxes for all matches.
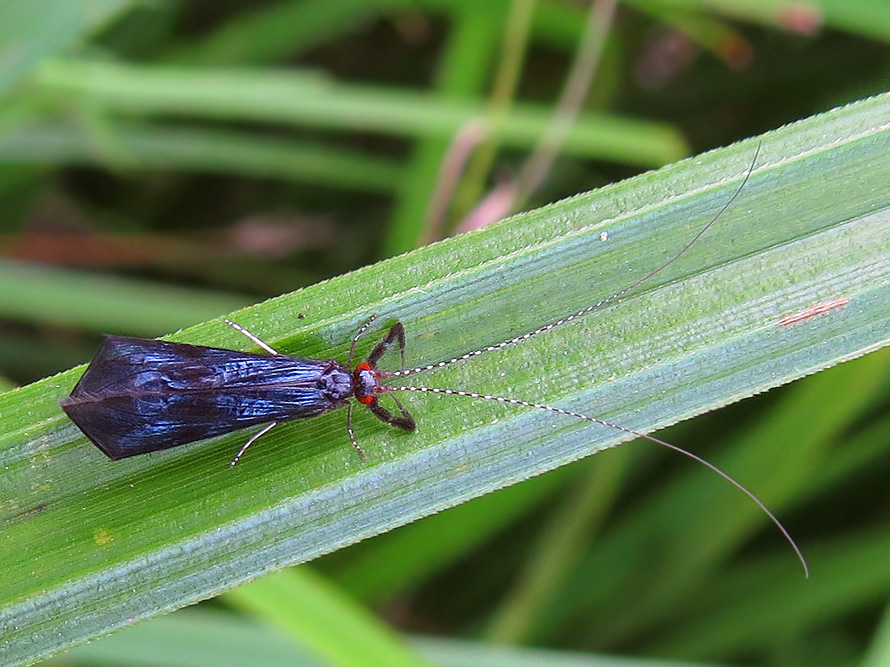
[332,465,575,603]
[484,452,629,644]
[648,0,890,42]
[0,260,249,335]
[33,59,688,167]
[0,0,133,97]
[222,569,432,667]
[164,0,373,65]
[0,122,404,192]
[54,609,323,667]
[1,93,889,665]
[384,8,501,255]
[551,352,888,648]
[55,607,721,667]
[648,525,890,660]
[863,600,890,667]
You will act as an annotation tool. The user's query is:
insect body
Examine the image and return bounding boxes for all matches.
[60,318,415,464]
[60,144,807,574]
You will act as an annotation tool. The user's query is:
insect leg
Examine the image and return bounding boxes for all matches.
[346,402,367,460]
[387,393,415,428]
[367,322,407,371]
[230,421,278,467]
[224,319,280,356]
[367,396,415,431]
[348,314,379,365]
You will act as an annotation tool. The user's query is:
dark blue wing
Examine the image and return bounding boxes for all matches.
[60,336,351,459]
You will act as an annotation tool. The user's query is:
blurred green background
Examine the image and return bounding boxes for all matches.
[2,1,890,666]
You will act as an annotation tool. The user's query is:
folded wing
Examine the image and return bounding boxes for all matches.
[61,336,338,459]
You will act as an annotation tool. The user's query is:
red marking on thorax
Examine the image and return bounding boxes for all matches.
[354,362,375,404]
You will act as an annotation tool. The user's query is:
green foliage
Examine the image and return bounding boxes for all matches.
[1,2,889,667]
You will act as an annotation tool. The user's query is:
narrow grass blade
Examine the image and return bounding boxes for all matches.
[55,607,717,667]
[0,260,249,335]
[223,569,432,667]
[0,0,133,97]
[0,122,404,192]
[33,59,688,167]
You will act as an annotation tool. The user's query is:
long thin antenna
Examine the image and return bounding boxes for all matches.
[382,143,806,574]
[387,383,808,578]
[392,143,762,379]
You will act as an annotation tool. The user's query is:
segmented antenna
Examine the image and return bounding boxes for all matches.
[380,143,809,577]
[391,143,762,379]
[384,384,809,578]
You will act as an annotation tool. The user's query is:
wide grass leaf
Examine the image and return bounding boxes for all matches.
[1,93,889,665]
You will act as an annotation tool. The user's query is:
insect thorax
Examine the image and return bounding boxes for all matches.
[318,365,353,401]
